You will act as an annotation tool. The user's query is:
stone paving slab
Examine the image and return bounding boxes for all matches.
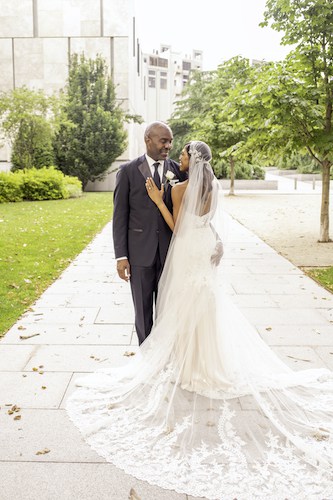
[257,324,333,346]
[23,345,139,372]
[20,307,100,325]
[2,323,134,345]
[0,372,71,408]
[0,409,104,463]
[273,345,330,370]
[0,463,186,500]
[0,345,38,371]
[241,306,329,326]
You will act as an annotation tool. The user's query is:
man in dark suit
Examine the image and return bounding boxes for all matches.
[113,122,186,345]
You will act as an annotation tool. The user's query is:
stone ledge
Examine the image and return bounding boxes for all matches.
[219,179,278,190]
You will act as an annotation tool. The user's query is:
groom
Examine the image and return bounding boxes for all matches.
[113,122,187,345]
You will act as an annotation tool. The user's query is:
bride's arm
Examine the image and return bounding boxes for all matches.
[145,178,184,231]
[145,177,175,231]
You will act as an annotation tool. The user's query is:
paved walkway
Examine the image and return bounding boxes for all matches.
[0,216,332,500]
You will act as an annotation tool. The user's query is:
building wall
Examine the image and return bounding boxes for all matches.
[142,46,203,123]
[0,1,203,190]
[0,0,138,186]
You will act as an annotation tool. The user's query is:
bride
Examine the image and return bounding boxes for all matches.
[67,141,333,500]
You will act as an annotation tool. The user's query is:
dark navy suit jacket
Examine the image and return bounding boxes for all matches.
[113,155,186,267]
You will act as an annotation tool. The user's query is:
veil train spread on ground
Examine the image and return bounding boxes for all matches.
[67,142,333,500]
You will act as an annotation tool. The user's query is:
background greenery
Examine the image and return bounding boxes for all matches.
[0,193,113,337]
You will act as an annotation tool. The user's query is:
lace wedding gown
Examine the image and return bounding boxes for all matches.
[67,143,333,500]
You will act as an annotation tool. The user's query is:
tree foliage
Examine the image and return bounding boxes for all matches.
[53,54,127,189]
[260,0,333,241]
[0,87,56,170]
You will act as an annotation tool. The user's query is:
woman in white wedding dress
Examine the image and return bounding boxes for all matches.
[67,141,333,500]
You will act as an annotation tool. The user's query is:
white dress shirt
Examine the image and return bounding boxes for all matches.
[145,154,164,182]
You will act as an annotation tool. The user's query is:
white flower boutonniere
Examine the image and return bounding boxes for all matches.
[164,170,178,187]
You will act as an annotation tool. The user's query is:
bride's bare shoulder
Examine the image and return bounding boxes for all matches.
[171,180,188,201]
[172,180,188,192]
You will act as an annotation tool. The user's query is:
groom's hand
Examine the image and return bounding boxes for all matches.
[117,258,131,281]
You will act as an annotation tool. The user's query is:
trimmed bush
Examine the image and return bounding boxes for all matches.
[64,175,83,199]
[20,167,67,201]
[0,172,24,203]
[0,167,82,203]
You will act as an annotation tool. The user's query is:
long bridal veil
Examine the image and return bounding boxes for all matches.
[67,142,333,500]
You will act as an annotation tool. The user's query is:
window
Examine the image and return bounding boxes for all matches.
[160,78,167,89]
[182,61,191,71]
[149,56,168,68]
[148,71,156,87]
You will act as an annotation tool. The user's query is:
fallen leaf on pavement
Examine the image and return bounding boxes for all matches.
[19,333,40,340]
[36,448,50,455]
[128,488,141,500]
[123,351,136,357]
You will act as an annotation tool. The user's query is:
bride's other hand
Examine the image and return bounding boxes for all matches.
[145,177,164,205]
[211,240,224,266]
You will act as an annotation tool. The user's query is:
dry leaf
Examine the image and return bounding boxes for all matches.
[36,448,50,455]
[123,351,136,357]
[32,367,38,372]
[14,415,21,421]
[128,488,141,500]
[41,386,47,390]
[19,333,40,340]
[287,355,311,362]
[18,326,26,331]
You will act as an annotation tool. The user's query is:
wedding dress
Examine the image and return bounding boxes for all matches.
[67,142,333,500]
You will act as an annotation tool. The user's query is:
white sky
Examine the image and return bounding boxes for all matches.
[134,0,291,70]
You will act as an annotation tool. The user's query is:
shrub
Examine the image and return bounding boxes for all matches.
[64,175,82,198]
[20,167,69,201]
[227,162,265,180]
[0,172,24,203]
[0,167,82,203]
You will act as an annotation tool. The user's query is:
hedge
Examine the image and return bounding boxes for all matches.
[0,167,82,203]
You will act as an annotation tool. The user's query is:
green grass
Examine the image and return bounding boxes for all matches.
[0,193,113,337]
[306,267,333,293]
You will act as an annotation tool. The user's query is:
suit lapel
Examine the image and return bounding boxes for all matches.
[138,158,151,180]
[162,160,171,183]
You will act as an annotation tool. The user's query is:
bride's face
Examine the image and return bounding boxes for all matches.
[179,148,190,171]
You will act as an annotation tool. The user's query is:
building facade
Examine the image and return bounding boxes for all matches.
[142,45,203,123]
[0,0,202,190]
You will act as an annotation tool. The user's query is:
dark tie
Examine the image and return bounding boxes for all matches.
[153,162,161,189]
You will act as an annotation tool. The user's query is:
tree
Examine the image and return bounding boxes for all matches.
[260,0,333,241]
[169,70,214,160]
[54,54,127,189]
[0,87,56,170]
[194,57,254,193]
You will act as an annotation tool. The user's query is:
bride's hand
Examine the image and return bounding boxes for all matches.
[145,177,164,206]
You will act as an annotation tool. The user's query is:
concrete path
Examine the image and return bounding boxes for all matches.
[0,216,332,500]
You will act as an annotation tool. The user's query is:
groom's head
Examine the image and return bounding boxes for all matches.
[144,122,173,161]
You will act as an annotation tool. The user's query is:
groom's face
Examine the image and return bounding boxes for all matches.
[146,126,173,161]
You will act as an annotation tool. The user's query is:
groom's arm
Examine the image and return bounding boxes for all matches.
[113,166,130,260]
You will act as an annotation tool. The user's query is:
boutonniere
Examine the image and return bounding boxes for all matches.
[164,170,178,187]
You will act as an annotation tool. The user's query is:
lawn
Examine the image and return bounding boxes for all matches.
[0,193,113,337]
[306,267,333,293]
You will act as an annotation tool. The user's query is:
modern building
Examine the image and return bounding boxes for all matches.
[142,45,203,123]
[0,0,202,190]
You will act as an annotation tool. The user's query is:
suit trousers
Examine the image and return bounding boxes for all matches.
[130,251,162,345]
